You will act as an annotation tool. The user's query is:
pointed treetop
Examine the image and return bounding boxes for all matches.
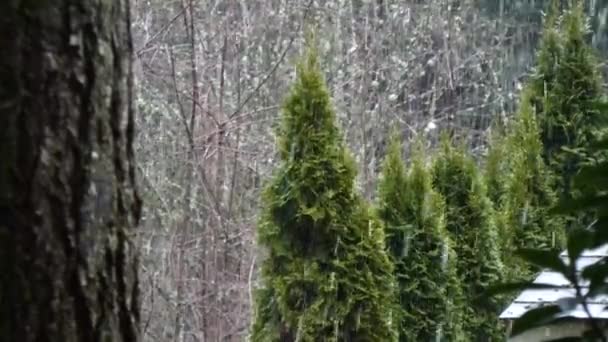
[252,45,397,341]
[510,90,544,160]
[563,1,589,45]
[277,43,341,162]
[544,0,561,28]
[377,128,407,201]
[407,137,435,217]
[410,135,428,168]
[383,128,406,174]
[377,129,408,260]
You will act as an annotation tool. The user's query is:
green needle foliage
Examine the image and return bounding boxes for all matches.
[484,127,509,208]
[377,135,465,341]
[442,243,467,342]
[501,90,566,280]
[250,45,397,342]
[432,136,504,341]
[484,126,514,266]
[376,134,409,267]
[526,2,604,206]
[488,103,608,342]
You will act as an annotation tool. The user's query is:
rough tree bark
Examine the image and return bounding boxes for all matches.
[0,1,141,341]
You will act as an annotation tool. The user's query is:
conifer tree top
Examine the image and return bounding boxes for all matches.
[252,46,397,341]
[258,44,358,256]
[377,131,408,209]
[376,131,409,261]
[277,45,342,163]
[525,0,604,205]
[432,134,479,207]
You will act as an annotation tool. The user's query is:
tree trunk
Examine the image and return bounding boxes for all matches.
[0,1,141,341]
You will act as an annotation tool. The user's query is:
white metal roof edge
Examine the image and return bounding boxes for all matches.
[500,243,608,320]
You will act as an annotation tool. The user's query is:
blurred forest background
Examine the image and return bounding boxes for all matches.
[131,1,608,340]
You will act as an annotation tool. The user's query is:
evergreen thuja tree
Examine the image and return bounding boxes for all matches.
[251,47,397,342]
[377,136,464,341]
[501,90,565,279]
[432,137,504,341]
[376,134,409,273]
[527,2,604,205]
[484,127,514,262]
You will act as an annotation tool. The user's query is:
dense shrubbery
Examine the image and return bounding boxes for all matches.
[377,135,464,341]
[252,4,607,340]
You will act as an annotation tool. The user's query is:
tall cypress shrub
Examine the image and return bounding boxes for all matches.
[250,46,397,342]
[377,136,464,341]
[432,136,504,341]
[527,2,604,205]
[502,90,566,279]
[484,128,514,265]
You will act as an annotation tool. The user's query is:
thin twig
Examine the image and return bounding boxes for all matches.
[137,8,186,56]
[229,0,315,119]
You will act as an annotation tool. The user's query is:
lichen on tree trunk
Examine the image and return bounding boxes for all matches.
[0,1,141,341]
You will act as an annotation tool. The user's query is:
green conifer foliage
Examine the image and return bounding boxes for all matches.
[376,134,409,266]
[484,128,509,208]
[483,129,515,282]
[527,2,603,203]
[377,136,465,341]
[250,47,397,342]
[442,242,467,342]
[432,137,504,341]
[502,91,566,279]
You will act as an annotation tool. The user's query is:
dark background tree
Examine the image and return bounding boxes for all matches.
[0,1,141,341]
